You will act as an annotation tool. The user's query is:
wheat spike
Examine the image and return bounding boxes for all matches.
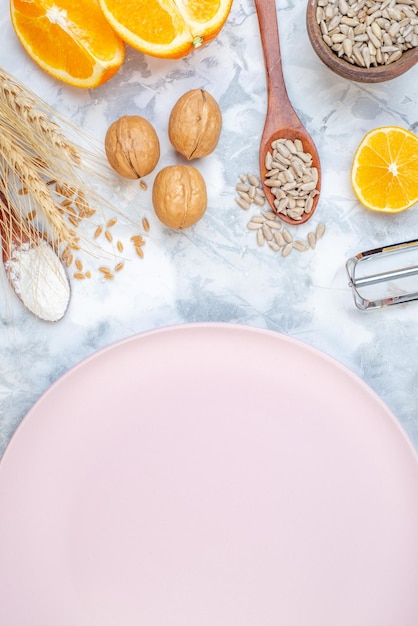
[0,130,75,246]
[0,67,81,166]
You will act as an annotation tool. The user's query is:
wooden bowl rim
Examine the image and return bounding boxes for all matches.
[306,0,418,83]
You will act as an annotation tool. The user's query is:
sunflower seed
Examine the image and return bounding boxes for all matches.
[265,219,283,229]
[274,231,286,246]
[256,229,265,246]
[282,228,293,243]
[247,221,263,230]
[262,224,274,241]
[236,197,251,210]
[246,174,259,187]
[316,222,326,239]
[253,193,266,207]
[268,241,281,252]
[238,190,252,203]
[307,232,317,248]
[282,243,293,257]
[293,239,309,252]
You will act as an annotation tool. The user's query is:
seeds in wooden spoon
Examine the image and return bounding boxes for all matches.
[263,138,319,221]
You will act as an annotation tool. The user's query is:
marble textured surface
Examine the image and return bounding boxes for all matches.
[1,0,418,458]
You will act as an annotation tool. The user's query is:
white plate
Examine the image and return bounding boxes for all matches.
[1,323,418,626]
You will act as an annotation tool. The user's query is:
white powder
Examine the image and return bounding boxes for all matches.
[4,240,70,322]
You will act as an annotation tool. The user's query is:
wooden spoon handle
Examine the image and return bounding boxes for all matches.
[254,0,293,113]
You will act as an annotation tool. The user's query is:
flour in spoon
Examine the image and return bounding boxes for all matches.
[5,240,70,321]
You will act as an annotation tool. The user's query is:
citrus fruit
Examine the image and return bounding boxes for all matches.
[98,0,233,59]
[10,0,125,88]
[351,126,418,214]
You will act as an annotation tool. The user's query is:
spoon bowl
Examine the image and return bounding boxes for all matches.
[254,0,321,226]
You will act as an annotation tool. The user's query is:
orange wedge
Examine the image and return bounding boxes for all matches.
[351,126,418,213]
[10,0,125,88]
[98,0,233,59]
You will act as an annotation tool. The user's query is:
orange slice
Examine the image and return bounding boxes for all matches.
[10,0,125,88]
[98,0,233,59]
[351,126,418,213]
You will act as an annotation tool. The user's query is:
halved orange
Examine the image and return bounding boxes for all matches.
[98,0,233,59]
[351,126,418,213]
[10,0,125,88]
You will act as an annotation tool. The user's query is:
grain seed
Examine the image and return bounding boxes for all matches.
[26,209,37,221]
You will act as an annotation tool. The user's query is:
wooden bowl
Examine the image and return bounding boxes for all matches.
[306,0,418,83]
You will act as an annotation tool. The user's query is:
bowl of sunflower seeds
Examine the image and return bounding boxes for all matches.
[306,0,418,82]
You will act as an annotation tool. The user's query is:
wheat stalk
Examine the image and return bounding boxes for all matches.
[0,66,145,271]
[0,67,81,167]
[0,128,77,247]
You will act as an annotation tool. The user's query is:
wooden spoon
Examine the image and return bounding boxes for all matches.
[0,196,70,321]
[254,0,321,225]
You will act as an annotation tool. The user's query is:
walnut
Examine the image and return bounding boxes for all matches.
[168,89,222,160]
[105,115,160,179]
[152,164,207,230]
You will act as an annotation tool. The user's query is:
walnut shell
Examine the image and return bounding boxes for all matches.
[168,89,222,160]
[105,115,160,179]
[152,164,207,230]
